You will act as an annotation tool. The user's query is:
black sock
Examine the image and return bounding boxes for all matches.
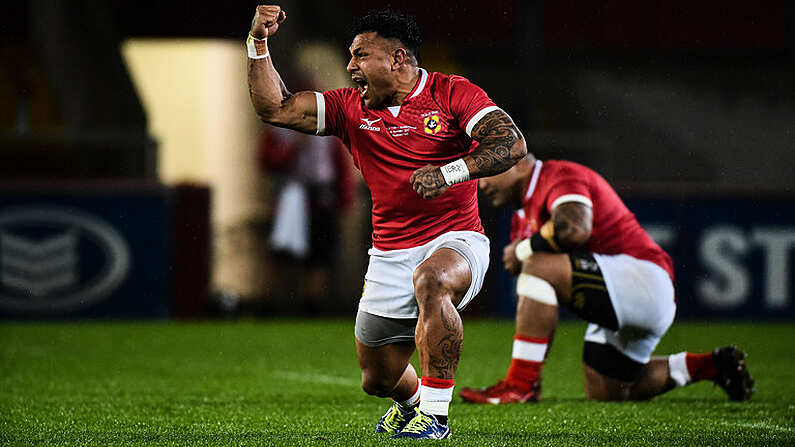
[435,414,448,425]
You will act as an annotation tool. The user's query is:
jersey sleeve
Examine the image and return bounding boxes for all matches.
[320,88,354,139]
[447,76,499,137]
[509,209,528,241]
[544,177,594,213]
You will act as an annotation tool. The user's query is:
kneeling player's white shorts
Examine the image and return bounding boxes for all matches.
[585,254,676,365]
[358,231,490,319]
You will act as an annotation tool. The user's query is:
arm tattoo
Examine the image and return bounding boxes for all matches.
[417,169,446,194]
[552,202,592,249]
[469,109,526,178]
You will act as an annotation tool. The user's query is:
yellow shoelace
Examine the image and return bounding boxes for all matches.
[383,405,407,431]
[401,411,433,434]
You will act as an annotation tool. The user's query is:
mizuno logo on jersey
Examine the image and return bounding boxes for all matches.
[359,117,382,131]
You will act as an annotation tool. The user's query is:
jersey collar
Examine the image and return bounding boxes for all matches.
[406,68,428,101]
[523,160,543,202]
[387,68,427,117]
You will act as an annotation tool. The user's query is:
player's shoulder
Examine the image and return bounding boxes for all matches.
[426,71,481,93]
[543,160,597,179]
[323,87,364,123]
[324,87,361,104]
[431,71,470,83]
[533,161,598,199]
[427,72,489,118]
[540,160,619,201]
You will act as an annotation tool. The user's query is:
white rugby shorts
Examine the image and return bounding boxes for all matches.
[359,231,490,318]
[585,254,676,365]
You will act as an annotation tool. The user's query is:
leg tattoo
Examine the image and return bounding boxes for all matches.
[427,304,463,379]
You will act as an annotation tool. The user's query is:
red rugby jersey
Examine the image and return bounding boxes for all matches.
[516,160,674,280]
[510,208,532,242]
[319,69,497,250]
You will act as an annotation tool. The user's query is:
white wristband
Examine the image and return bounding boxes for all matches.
[515,238,532,261]
[246,34,269,59]
[440,159,470,186]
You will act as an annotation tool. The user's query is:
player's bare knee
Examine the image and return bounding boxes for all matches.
[586,390,629,402]
[360,373,395,397]
[521,255,555,281]
[361,382,391,398]
[584,381,631,402]
[517,273,558,307]
[520,256,570,305]
[585,390,610,402]
[521,254,542,274]
[413,266,452,305]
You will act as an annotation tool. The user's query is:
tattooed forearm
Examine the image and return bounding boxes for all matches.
[468,109,527,178]
[552,202,592,249]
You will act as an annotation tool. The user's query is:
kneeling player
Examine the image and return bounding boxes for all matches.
[461,155,754,403]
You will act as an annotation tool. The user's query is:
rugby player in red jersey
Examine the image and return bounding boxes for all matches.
[461,154,754,404]
[247,6,526,439]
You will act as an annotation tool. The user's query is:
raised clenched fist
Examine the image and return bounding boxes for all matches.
[250,5,287,39]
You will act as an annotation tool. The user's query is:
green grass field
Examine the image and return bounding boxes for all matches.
[2,319,793,446]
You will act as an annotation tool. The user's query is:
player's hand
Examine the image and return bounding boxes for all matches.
[410,165,449,199]
[250,5,287,39]
[503,239,522,275]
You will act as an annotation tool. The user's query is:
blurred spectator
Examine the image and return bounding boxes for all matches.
[257,123,353,313]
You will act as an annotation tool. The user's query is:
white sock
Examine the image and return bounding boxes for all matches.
[418,384,453,417]
[668,352,691,387]
[512,336,548,362]
[396,379,421,408]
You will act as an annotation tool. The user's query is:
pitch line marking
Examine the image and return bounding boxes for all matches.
[274,371,360,387]
[724,421,793,433]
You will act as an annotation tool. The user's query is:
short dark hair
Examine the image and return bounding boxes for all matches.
[351,9,422,61]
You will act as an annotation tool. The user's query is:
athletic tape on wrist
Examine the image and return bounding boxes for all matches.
[246,34,269,59]
[516,273,557,306]
[440,159,470,186]
[514,238,532,261]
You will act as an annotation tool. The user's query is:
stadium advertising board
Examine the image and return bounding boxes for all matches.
[495,197,795,319]
[0,186,171,319]
[626,197,795,319]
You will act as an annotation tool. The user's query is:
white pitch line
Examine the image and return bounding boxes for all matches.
[724,421,793,433]
[274,371,360,387]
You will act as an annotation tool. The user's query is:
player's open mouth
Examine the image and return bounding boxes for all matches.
[352,76,368,97]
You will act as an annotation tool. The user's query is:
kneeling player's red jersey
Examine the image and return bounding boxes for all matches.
[514,160,674,281]
[319,69,497,250]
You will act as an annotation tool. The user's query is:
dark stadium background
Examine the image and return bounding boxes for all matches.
[1,0,793,321]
